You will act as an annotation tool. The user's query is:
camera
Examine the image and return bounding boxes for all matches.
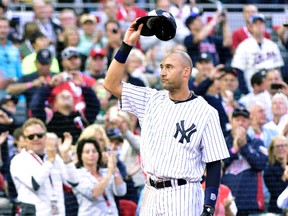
[271,83,284,90]
[62,72,73,82]
[112,28,118,34]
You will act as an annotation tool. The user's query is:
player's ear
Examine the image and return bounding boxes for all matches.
[183,66,191,77]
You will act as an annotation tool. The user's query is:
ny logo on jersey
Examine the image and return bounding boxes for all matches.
[174,120,197,144]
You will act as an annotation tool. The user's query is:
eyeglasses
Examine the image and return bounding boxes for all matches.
[274,144,288,149]
[25,133,45,140]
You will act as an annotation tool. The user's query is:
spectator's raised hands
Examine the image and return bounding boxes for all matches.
[282,165,288,182]
[71,71,84,86]
[0,110,13,125]
[0,131,8,146]
[49,73,65,87]
[107,151,117,175]
[46,135,57,163]
[235,126,247,148]
[208,64,225,80]
[279,80,288,96]
[32,76,48,88]
[58,132,73,163]
[283,123,288,137]
[224,196,236,216]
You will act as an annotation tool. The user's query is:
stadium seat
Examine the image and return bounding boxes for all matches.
[119,199,137,216]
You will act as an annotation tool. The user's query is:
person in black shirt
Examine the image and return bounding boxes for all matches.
[6,49,56,110]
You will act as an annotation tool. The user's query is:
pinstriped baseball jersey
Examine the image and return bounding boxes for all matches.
[120,82,230,181]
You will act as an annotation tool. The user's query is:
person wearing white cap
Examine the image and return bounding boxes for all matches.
[232,4,271,53]
[232,13,284,92]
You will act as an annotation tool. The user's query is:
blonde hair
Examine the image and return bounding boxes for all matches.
[268,135,288,164]
[22,118,47,133]
[77,124,109,150]
[128,48,147,67]
[118,111,132,130]
[63,26,79,47]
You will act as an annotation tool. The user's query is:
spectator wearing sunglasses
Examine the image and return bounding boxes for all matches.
[10,118,78,216]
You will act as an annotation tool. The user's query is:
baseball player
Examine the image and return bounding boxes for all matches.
[103,19,230,215]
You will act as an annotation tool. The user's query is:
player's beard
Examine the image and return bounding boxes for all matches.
[161,81,180,93]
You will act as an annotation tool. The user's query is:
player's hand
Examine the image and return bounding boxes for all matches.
[123,19,143,46]
[200,205,215,216]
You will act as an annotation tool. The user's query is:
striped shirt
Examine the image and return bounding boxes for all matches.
[120,83,230,182]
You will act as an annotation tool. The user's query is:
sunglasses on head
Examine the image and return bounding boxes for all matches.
[25,133,45,140]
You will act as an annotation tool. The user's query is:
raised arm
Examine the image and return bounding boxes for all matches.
[103,20,143,99]
[6,76,47,95]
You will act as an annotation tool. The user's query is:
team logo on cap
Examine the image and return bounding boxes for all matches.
[41,50,49,58]
[162,12,171,18]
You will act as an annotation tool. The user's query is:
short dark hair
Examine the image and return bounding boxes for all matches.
[251,70,266,87]
[105,19,120,31]
[30,31,46,45]
[76,138,102,170]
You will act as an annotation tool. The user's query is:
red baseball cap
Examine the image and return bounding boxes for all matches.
[90,48,105,58]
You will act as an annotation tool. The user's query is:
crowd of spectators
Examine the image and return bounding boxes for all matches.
[0,0,288,215]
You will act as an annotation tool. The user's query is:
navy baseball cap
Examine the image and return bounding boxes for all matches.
[36,49,52,64]
[232,107,250,119]
[0,95,18,106]
[185,11,203,28]
[197,53,212,63]
[249,13,266,24]
[135,9,177,41]
[106,128,124,142]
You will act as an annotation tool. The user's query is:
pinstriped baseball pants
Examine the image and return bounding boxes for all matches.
[139,182,204,216]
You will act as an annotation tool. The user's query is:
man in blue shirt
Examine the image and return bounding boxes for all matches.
[0,16,22,98]
[184,10,232,66]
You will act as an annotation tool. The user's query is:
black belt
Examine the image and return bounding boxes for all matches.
[149,178,187,189]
